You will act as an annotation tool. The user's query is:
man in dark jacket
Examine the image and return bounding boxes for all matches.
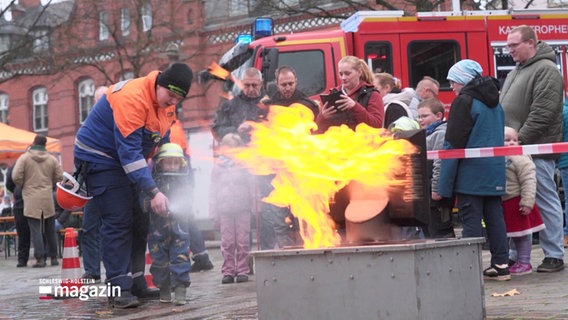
[6,166,29,268]
[500,25,565,273]
[439,59,509,281]
[259,65,319,248]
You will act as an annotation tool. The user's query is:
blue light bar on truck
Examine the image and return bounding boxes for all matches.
[253,17,273,39]
[235,34,253,44]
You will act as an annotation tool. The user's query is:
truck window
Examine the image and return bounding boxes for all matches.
[408,41,460,90]
[278,50,325,97]
[364,42,393,74]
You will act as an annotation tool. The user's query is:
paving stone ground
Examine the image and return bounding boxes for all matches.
[0,239,566,319]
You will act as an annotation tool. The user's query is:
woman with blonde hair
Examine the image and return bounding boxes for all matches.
[374,72,415,128]
[315,56,384,133]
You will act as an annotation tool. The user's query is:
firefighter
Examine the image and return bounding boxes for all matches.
[73,62,193,308]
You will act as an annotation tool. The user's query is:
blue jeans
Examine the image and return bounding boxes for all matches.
[534,159,565,259]
[81,200,101,277]
[560,167,568,236]
[457,193,508,266]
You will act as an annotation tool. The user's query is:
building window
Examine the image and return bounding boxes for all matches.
[32,87,48,132]
[121,8,130,36]
[119,71,134,81]
[141,3,152,32]
[278,0,299,8]
[32,29,49,53]
[99,11,109,41]
[187,9,193,24]
[78,79,95,124]
[0,93,8,124]
[0,35,10,53]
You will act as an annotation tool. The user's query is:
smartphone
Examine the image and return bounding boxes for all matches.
[319,90,342,110]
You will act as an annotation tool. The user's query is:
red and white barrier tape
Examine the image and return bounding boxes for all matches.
[427,142,568,160]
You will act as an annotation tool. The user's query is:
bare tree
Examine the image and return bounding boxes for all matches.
[0,0,208,89]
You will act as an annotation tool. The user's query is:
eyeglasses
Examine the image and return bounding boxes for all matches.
[417,113,434,119]
[506,40,527,50]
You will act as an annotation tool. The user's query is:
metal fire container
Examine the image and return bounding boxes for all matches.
[252,238,485,320]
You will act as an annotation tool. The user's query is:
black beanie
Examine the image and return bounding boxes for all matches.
[156,62,193,98]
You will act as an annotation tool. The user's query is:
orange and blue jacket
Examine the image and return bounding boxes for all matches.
[74,71,175,191]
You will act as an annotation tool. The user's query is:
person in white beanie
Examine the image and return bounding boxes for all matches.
[439,59,510,281]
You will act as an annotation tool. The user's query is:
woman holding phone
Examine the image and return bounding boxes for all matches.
[315,55,384,133]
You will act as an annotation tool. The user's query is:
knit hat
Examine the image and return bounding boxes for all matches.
[156,62,193,98]
[447,59,483,85]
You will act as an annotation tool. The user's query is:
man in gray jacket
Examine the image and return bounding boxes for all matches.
[500,25,565,272]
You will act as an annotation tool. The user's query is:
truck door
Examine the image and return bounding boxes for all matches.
[400,33,466,105]
[256,43,337,97]
[400,33,466,87]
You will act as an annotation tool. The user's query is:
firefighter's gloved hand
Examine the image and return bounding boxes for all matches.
[151,192,169,217]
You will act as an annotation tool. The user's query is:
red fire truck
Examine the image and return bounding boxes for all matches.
[202,9,568,107]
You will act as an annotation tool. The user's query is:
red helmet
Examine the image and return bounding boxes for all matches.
[56,172,92,211]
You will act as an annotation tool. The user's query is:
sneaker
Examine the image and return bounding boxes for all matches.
[82,273,101,283]
[509,262,532,276]
[236,275,249,283]
[221,275,234,284]
[51,258,59,266]
[108,291,140,309]
[32,258,46,268]
[483,265,511,281]
[16,261,27,268]
[536,257,564,273]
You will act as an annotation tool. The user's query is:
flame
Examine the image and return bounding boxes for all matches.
[208,62,231,80]
[224,103,417,248]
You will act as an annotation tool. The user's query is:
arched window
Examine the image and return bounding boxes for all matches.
[121,8,130,36]
[78,78,95,124]
[99,11,109,41]
[0,93,8,124]
[141,3,152,32]
[32,87,48,132]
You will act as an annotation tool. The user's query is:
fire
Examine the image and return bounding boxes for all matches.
[224,103,417,248]
[208,62,231,80]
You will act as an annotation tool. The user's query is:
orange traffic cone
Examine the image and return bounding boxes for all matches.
[60,227,83,292]
[144,249,156,288]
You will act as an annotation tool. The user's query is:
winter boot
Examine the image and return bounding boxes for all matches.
[159,285,172,303]
[190,253,214,273]
[174,286,187,306]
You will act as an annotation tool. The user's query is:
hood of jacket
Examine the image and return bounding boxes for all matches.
[459,76,500,108]
[518,41,557,69]
[28,148,51,163]
[383,87,415,106]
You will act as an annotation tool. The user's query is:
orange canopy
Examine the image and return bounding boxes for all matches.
[0,122,61,160]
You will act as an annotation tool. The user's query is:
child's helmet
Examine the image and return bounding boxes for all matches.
[153,143,187,167]
[56,172,92,211]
